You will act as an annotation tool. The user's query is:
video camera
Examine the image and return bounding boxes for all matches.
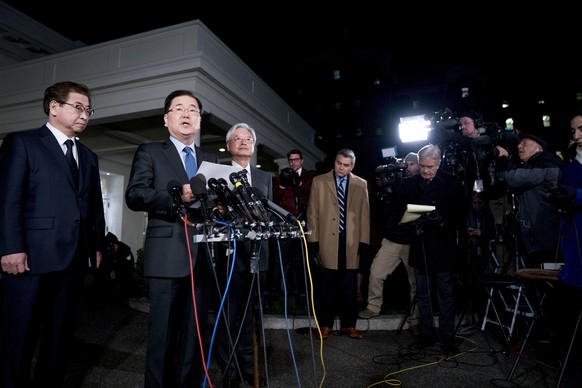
[425,108,520,164]
[374,156,407,202]
[279,167,299,187]
[425,107,460,134]
[472,123,520,162]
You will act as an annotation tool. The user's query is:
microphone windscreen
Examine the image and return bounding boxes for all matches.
[167,179,182,193]
[190,174,208,196]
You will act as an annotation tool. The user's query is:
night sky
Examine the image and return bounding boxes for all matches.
[6,2,578,112]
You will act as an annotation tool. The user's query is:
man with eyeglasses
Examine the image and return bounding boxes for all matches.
[125,90,219,387]
[0,81,106,387]
[269,149,316,310]
[214,122,272,387]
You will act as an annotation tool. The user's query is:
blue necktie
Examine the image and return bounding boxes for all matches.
[65,139,79,185]
[183,147,197,180]
[337,177,346,232]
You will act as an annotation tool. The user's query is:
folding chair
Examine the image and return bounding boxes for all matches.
[480,239,535,346]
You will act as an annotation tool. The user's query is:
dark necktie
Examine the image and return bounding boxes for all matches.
[65,139,79,184]
[337,177,346,232]
[183,146,197,180]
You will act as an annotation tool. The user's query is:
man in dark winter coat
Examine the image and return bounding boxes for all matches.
[397,144,466,356]
[495,133,564,268]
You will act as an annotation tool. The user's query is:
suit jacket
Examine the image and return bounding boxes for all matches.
[0,126,105,273]
[226,164,273,272]
[307,170,370,270]
[125,138,219,278]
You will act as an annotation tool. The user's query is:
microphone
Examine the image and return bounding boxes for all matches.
[217,178,253,222]
[225,173,256,222]
[167,180,186,217]
[229,171,265,221]
[253,187,298,224]
[236,169,269,219]
[190,173,211,222]
[208,177,244,223]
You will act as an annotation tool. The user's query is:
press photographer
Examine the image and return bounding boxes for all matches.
[270,149,316,310]
[273,149,316,221]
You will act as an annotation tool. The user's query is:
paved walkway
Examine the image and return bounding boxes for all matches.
[62,293,582,387]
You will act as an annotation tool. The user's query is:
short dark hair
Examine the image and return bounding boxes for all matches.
[43,81,91,115]
[163,90,203,114]
[287,149,303,159]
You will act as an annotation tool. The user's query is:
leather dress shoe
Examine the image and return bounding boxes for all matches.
[320,326,332,339]
[340,327,364,339]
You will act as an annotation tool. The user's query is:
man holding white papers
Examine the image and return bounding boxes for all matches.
[398,144,465,356]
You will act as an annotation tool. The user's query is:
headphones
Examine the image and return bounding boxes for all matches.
[458,111,484,133]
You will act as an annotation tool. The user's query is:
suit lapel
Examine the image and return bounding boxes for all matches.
[163,139,188,182]
[39,126,78,190]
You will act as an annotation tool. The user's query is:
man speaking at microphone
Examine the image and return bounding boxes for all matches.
[215,122,272,387]
[125,90,219,387]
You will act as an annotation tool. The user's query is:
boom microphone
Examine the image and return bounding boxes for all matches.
[253,187,298,224]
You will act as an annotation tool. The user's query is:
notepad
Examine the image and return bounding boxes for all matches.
[399,204,436,224]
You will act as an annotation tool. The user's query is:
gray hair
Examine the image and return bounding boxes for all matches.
[418,144,441,165]
[225,122,257,144]
[336,148,356,165]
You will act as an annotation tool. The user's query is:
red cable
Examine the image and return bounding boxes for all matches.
[183,216,214,388]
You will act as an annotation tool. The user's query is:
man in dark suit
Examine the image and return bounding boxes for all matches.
[125,90,219,387]
[0,81,106,387]
[215,122,272,388]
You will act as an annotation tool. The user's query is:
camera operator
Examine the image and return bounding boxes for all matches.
[270,149,316,309]
[359,153,421,336]
[495,132,564,268]
[458,112,510,240]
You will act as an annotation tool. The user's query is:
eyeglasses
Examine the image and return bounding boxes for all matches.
[59,101,95,117]
[288,158,301,162]
[231,137,254,144]
[167,106,201,115]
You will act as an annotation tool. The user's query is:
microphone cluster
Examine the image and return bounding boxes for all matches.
[167,170,301,237]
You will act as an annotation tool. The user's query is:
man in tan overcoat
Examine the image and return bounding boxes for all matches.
[307,148,370,339]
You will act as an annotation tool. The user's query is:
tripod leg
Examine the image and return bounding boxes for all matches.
[557,306,582,388]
